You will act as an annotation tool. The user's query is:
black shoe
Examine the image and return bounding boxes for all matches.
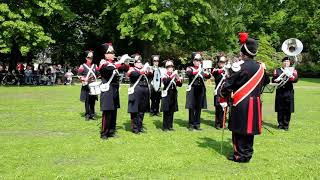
[169,128,175,131]
[235,158,250,163]
[139,128,146,133]
[108,133,118,138]
[90,115,96,120]
[215,126,221,130]
[227,155,235,161]
[85,115,90,121]
[162,128,169,132]
[100,135,108,140]
[188,127,194,131]
[195,127,202,131]
[132,130,140,134]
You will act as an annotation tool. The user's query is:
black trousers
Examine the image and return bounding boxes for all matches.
[215,105,224,128]
[101,110,117,137]
[189,107,201,129]
[85,95,96,117]
[151,91,161,114]
[131,112,145,133]
[232,132,254,162]
[163,109,175,130]
[277,111,291,129]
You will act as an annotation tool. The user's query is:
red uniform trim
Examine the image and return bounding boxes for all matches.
[78,65,84,73]
[232,65,264,106]
[247,97,254,134]
[257,97,262,133]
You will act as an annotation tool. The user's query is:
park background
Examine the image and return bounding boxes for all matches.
[0,0,319,76]
[1,0,320,179]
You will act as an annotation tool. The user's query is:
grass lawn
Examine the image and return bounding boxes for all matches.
[0,78,319,179]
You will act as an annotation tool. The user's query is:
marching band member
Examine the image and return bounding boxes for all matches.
[127,54,153,134]
[99,43,129,139]
[160,60,183,131]
[185,52,211,131]
[272,57,298,131]
[78,50,98,120]
[150,55,162,116]
[212,54,227,129]
[218,33,269,163]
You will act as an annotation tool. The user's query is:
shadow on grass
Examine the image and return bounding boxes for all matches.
[201,119,214,127]
[263,121,278,129]
[78,112,102,119]
[122,121,132,132]
[153,119,163,129]
[202,109,215,115]
[197,137,233,157]
[174,118,188,128]
[175,118,215,128]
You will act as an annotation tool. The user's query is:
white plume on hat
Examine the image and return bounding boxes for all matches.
[194,53,201,60]
[87,51,93,58]
[165,60,174,67]
[107,45,114,53]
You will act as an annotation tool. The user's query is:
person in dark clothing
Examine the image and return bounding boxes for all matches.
[127,54,153,134]
[272,57,298,130]
[219,32,270,163]
[99,43,129,139]
[185,52,211,131]
[150,55,162,116]
[212,55,227,129]
[78,50,98,120]
[160,60,183,131]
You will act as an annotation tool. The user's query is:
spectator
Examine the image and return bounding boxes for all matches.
[51,64,57,85]
[56,64,65,84]
[24,66,33,84]
[64,69,74,85]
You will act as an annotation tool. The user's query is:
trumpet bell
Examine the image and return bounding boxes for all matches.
[281,38,303,56]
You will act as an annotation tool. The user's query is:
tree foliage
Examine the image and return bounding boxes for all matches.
[0,0,319,75]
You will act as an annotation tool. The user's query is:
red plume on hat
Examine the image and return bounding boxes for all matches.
[239,32,249,44]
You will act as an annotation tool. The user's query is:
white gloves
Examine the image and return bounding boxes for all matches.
[220,102,228,108]
[119,54,130,64]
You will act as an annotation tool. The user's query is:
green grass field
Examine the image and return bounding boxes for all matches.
[0,79,320,179]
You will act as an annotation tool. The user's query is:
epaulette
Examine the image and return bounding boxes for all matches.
[231,60,244,72]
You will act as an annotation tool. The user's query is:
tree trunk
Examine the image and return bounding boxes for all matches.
[9,43,23,71]
[142,40,153,63]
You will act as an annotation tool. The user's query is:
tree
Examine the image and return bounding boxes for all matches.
[0,1,64,69]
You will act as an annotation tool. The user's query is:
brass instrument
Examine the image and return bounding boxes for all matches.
[271,38,303,88]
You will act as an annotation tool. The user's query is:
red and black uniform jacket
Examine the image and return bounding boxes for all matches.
[272,68,298,113]
[219,59,269,135]
[160,71,182,112]
[185,65,211,109]
[127,67,153,113]
[99,60,128,111]
[212,68,226,106]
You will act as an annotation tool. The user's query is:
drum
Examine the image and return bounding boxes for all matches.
[152,68,161,91]
[88,81,101,95]
[202,60,213,69]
